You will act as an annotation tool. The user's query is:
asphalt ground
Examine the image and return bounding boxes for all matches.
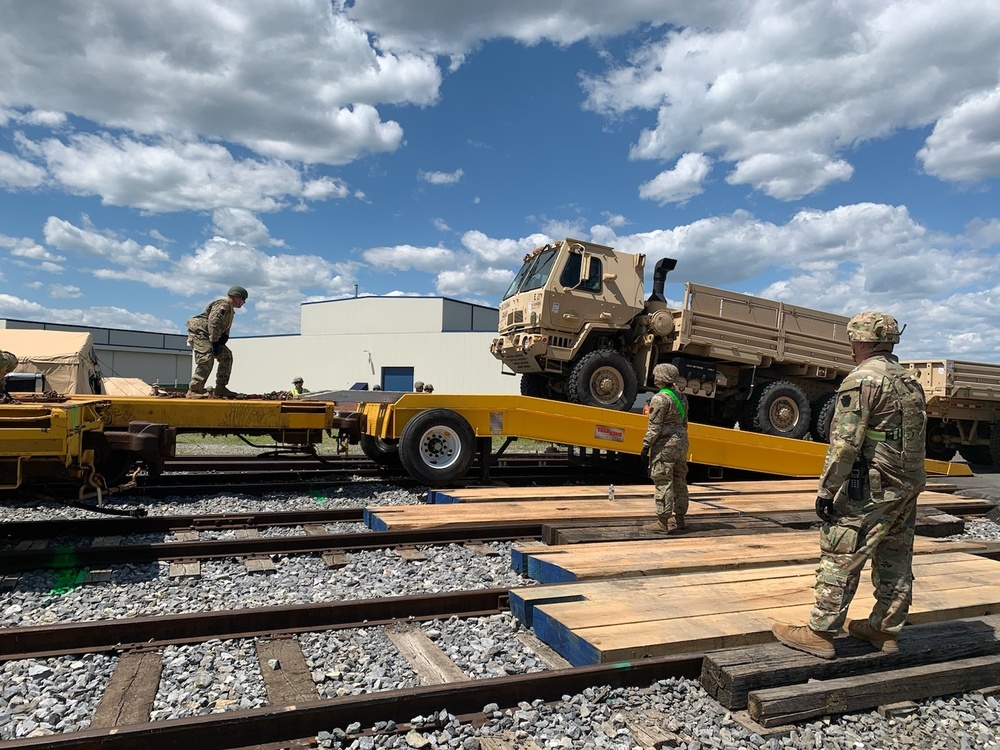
[943,459,1000,506]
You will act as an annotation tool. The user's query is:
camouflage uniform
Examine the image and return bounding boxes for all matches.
[809,319,927,636]
[643,365,690,526]
[186,298,236,393]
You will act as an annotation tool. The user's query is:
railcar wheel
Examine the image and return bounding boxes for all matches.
[809,392,838,443]
[359,434,402,467]
[567,350,638,411]
[399,409,476,486]
[747,381,812,439]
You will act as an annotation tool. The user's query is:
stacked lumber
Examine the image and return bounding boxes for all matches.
[701,614,1000,726]
[507,551,1000,665]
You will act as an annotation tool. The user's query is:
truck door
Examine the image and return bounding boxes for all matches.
[542,248,605,334]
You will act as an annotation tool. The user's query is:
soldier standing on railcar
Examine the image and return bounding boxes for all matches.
[772,311,927,659]
[185,286,248,399]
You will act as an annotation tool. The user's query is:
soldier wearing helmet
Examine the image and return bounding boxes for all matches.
[773,311,927,660]
[184,285,249,399]
[413,381,425,392]
[640,362,690,533]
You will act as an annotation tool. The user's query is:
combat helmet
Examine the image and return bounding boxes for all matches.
[228,285,249,301]
[652,363,679,385]
[846,311,900,344]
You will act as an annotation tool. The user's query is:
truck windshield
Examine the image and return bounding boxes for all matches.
[502,247,560,300]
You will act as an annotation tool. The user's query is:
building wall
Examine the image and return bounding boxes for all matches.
[0,318,191,388]
[2,296,520,396]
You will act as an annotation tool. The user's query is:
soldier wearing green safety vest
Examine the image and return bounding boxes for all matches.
[772,311,927,660]
[640,362,689,533]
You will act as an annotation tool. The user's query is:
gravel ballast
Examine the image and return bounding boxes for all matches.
[1,481,999,747]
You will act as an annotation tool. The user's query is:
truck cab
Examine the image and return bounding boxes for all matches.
[491,238,646,409]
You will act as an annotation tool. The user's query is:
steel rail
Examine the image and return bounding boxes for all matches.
[0,587,514,661]
[0,522,545,573]
[0,654,703,750]
[0,508,366,539]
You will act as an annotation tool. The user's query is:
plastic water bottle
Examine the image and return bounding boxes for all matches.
[608,484,615,502]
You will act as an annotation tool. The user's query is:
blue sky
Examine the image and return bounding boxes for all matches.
[2,1,1000,360]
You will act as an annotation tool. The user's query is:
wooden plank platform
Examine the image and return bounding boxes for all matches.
[428,479,960,504]
[510,530,986,582]
[366,489,988,531]
[508,552,1000,665]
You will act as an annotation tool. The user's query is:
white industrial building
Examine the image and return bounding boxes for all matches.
[230,296,520,395]
[2,296,520,396]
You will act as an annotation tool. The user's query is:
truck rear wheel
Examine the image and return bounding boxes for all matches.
[925,419,957,462]
[359,434,402,467]
[747,381,812,439]
[567,350,638,411]
[809,392,838,443]
[399,409,476,486]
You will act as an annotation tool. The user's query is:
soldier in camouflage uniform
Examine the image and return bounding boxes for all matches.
[640,363,690,533]
[185,286,248,399]
[772,311,927,659]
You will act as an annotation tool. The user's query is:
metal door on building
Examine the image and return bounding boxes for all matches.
[381,366,414,392]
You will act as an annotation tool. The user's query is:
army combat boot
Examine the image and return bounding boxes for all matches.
[674,515,686,530]
[848,620,899,654]
[642,516,672,534]
[186,388,209,399]
[771,623,836,659]
[213,385,239,399]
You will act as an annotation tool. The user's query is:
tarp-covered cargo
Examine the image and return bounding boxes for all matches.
[0,329,104,394]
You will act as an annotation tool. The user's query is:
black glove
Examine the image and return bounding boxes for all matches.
[639,445,650,461]
[815,495,835,523]
[218,333,229,346]
[212,341,224,356]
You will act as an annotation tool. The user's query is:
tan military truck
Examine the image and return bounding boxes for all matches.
[902,359,1000,466]
[491,238,856,440]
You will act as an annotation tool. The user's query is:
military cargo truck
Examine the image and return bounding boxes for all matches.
[902,359,1000,466]
[490,238,856,440]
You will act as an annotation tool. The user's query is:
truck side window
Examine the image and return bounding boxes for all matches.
[559,253,602,293]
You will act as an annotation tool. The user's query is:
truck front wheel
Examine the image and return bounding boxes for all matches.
[520,374,565,401]
[567,350,638,411]
[399,409,476,486]
[747,381,812,439]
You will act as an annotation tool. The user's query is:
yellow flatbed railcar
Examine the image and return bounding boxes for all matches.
[0,391,972,501]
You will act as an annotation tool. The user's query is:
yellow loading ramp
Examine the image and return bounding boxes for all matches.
[352,393,970,486]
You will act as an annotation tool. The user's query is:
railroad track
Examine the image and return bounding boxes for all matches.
[0,517,545,574]
[0,587,701,750]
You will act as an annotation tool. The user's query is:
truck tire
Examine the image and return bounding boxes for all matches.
[567,350,638,411]
[359,434,402,467]
[809,392,838,443]
[747,381,812,439]
[399,409,476,486]
[925,419,957,462]
[520,374,565,401]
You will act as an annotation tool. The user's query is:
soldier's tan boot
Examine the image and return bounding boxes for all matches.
[848,620,899,654]
[185,389,209,399]
[771,623,836,659]
[642,517,672,534]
